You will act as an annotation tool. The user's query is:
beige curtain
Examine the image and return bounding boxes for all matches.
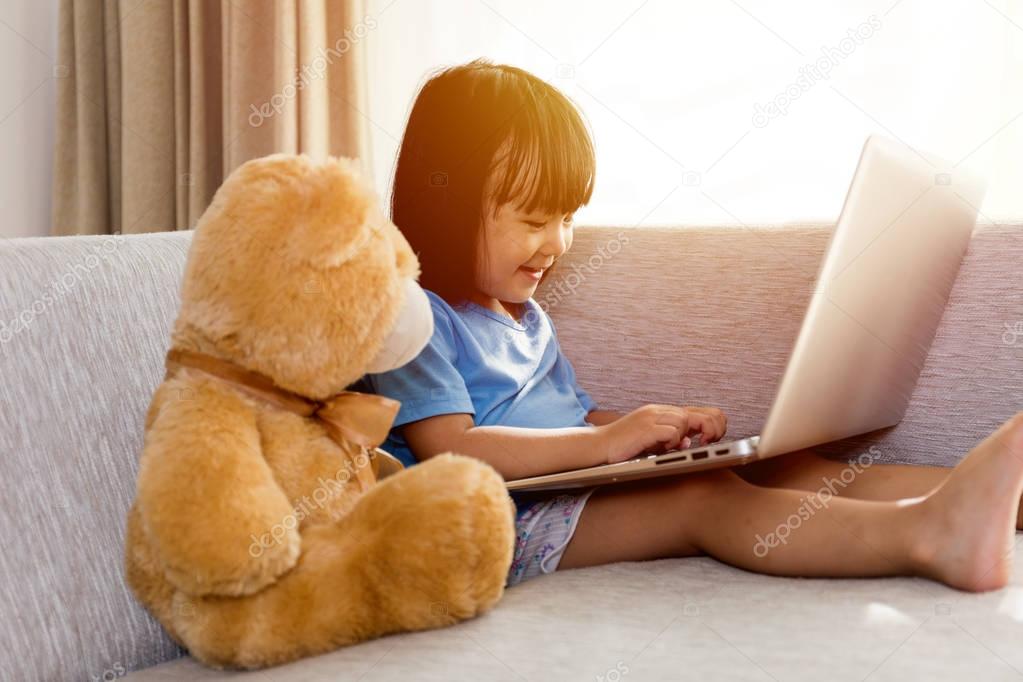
[52,0,372,235]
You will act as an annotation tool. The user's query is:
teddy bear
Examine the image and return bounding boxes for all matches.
[124,153,516,669]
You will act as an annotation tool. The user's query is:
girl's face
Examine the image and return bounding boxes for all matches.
[473,198,574,314]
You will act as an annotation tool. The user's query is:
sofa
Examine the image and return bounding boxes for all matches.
[1,224,1021,681]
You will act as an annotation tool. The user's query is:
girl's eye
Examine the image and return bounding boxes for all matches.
[524,215,573,229]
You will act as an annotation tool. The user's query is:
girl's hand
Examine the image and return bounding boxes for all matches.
[597,404,727,464]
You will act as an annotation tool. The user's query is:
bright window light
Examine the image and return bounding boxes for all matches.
[366,0,1023,227]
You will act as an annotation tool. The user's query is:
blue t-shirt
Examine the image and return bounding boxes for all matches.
[353,289,598,515]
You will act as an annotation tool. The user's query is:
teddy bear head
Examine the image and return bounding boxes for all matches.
[171,154,433,400]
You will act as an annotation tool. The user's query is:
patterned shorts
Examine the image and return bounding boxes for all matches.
[506,488,596,587]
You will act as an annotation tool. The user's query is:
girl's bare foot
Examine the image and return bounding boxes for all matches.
[912,412,1023,592]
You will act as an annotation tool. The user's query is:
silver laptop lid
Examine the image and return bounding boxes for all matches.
[756,135,986,458]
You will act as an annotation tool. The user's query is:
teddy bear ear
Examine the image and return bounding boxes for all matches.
[383,218,421,279]
[282,156,385,268]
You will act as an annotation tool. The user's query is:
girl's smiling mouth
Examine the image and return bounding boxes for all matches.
[517,265,544,280]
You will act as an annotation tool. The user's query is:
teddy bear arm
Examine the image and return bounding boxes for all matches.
[136,383,301,597]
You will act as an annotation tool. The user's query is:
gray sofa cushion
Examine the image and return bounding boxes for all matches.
[129,552,1023,682]
[1,225,1020,680]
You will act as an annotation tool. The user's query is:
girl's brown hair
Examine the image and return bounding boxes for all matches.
[390,58,596,306]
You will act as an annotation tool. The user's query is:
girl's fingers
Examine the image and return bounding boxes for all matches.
[649,424,680,451]
[685,412,720,443]
[654,409,688,450]
[645,405,728,450]
[683,407,727,442]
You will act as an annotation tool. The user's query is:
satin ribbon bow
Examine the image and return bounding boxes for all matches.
[164,348,405,492]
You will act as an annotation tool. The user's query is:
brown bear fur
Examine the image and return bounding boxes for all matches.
[124,154,515,669]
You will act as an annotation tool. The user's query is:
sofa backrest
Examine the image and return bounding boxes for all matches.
[0,232,192,681]
[1,224,1019,679]
[539,225,1023,467]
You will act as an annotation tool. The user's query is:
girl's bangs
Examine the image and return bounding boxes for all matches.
[489,92,595,217]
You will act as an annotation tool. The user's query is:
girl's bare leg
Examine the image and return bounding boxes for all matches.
[736,440,1023,529]
[736,448,947,498]
[559,412,1023,591]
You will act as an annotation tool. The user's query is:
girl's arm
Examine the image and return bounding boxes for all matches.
[584,410,625,427]
[401,413,607,480]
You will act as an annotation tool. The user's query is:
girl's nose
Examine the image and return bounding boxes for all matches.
[544,221,569,257]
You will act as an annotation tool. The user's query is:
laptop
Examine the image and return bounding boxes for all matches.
[506,135,986,493]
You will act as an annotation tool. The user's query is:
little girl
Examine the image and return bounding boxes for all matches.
[358,58,1023,591]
